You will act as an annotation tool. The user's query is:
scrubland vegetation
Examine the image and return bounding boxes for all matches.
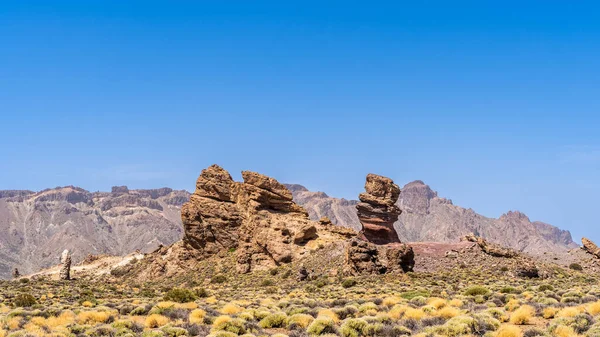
[1,268,599,337]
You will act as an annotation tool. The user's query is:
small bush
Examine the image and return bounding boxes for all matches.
[569,263,583,271]
[163,288,197,303]
[342,279,357,288]
[509,305,535,325]
[12,293,37,307]
[211,275,227,284]
[145,314,170,328]
[464,286,490,296]
[259,312,287,328]
[496,325,523,337]
[307,317,336,335]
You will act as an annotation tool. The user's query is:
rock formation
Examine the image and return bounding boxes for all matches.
[288,181,577,258]
[582,238,600,258]
[461,233,517,258]
[181,164,352,273]
[12,268,19,279]
[59,249,71,280]
[345,174,415,275]
[356,174,402,244]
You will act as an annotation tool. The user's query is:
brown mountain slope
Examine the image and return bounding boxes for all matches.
[0,186,189,279]
[286,180,578,256]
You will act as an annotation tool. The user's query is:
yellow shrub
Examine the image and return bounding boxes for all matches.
[435,306,461,319]
[221,303,243,315]
[205,296,218,304]
[556,307,581,318]
[428,297,447,309]
[77,311,111,324]
[404,308,425,321]
[382,296,401,307]
[505,299,520,312]
[7,317,21,330]
[189,309,207,324]
[587,301,600,316]
[449,299,464,308]
[509,305,535,325]
[156,301,177,309]
[0,329,6,337]
[212,315,232,328]
[286,313,314,328]
[543,307,559,319]
[317,309,339,323]
[82,300,94,308]
[554,325,578,337]
[496,325,523,337]
[178,302,198,310]
[145,314,169,328]
[388,304,409,320]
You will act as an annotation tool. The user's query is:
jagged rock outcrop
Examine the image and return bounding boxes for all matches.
[59,249,71,280]
[345,174,414,275]
[461,233,517,258]
[181,165,350,273]
[582,238,600,258]
[344,239,414,275]
[0,185,189,279]
[356,174,402,244]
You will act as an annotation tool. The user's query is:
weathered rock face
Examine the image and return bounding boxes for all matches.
[344,239,414,275]
[461,233,517,258]
[59,249,71,280]
[356,174,402,244]
[181,164,344,273]
[582,238,600,258]
[0,185,188,279]
[345,173,415,275]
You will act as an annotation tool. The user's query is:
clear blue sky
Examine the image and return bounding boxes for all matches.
[2,1,599,243]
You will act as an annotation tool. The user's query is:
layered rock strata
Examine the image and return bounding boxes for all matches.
[181,164,350,273]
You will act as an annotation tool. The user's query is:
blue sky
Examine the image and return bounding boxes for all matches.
[1,1,599,243]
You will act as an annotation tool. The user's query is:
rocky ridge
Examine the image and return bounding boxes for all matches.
[0,186,189,279]
[288,180,578,257]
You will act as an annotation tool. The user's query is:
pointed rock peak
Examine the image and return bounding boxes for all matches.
[111,186,129,194]
[242,171,293,200]
[194,164,235,201]
[499,210,531,222]
[401,180,438,199]
[284,184,309,193]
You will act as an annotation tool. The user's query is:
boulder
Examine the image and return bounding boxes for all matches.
[582,237,600,258]
[461,233,517,258]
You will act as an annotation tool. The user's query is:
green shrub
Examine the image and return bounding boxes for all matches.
[13,293,37,307]
[342,279,357,288]
[307,317,336,335]
[259,312,287,328]
[163,288,197,303]
[464,286,490,296]
[211,275,227,284]
[260,279,275,287]
[340,318,368,337]
[570,263,583,271]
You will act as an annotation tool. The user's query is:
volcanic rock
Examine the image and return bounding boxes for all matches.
[461,233,517,258]
[356,174,402,244]
[344,239,414,275]
[181,164,349,273]
[582,237,600,258]
[59,249,71,280]
[12,268,19,279]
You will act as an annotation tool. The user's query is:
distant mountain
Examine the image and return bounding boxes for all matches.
[0,186,189,279]
[0,179,578,279]
[286,180,578,256]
